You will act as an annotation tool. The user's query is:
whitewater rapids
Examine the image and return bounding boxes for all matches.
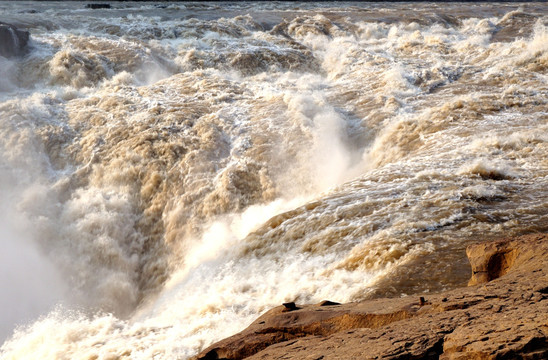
[0,1,547,359]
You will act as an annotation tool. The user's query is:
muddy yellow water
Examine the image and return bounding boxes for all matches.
[0,2,547,358]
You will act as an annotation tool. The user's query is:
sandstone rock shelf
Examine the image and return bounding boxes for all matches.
[194,234,548,360]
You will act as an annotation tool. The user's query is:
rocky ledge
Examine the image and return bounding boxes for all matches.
[0,22,30,58]
[194,234,548,360]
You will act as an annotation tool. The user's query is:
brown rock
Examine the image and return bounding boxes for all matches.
[318,300,340,307]
[193,234,548,360]
[282,302,299,312]
[467,234,546,286]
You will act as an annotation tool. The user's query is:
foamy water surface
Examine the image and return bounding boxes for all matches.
[1,1,547,358]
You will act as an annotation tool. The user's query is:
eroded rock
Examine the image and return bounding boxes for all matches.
[467,234,547,286]
[193,234,548,360]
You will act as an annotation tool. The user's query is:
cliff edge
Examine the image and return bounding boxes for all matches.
[194,233,548,360]
[0,22,29,58]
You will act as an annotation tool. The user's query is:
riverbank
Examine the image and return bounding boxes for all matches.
[194,234,548,359]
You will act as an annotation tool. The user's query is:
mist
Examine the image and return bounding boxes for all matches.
[0,214,67,341]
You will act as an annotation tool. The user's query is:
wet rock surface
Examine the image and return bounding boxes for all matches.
[194,234,548,360]
[0,22,29,58]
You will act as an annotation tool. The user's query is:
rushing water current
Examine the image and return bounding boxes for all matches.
[1,1,547,358]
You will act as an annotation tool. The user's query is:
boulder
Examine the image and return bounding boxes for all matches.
[0,22,29,58]
[86,4,111,9]
[193,234,548,360]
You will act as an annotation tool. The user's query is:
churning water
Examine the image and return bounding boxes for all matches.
[0,1,547,358]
